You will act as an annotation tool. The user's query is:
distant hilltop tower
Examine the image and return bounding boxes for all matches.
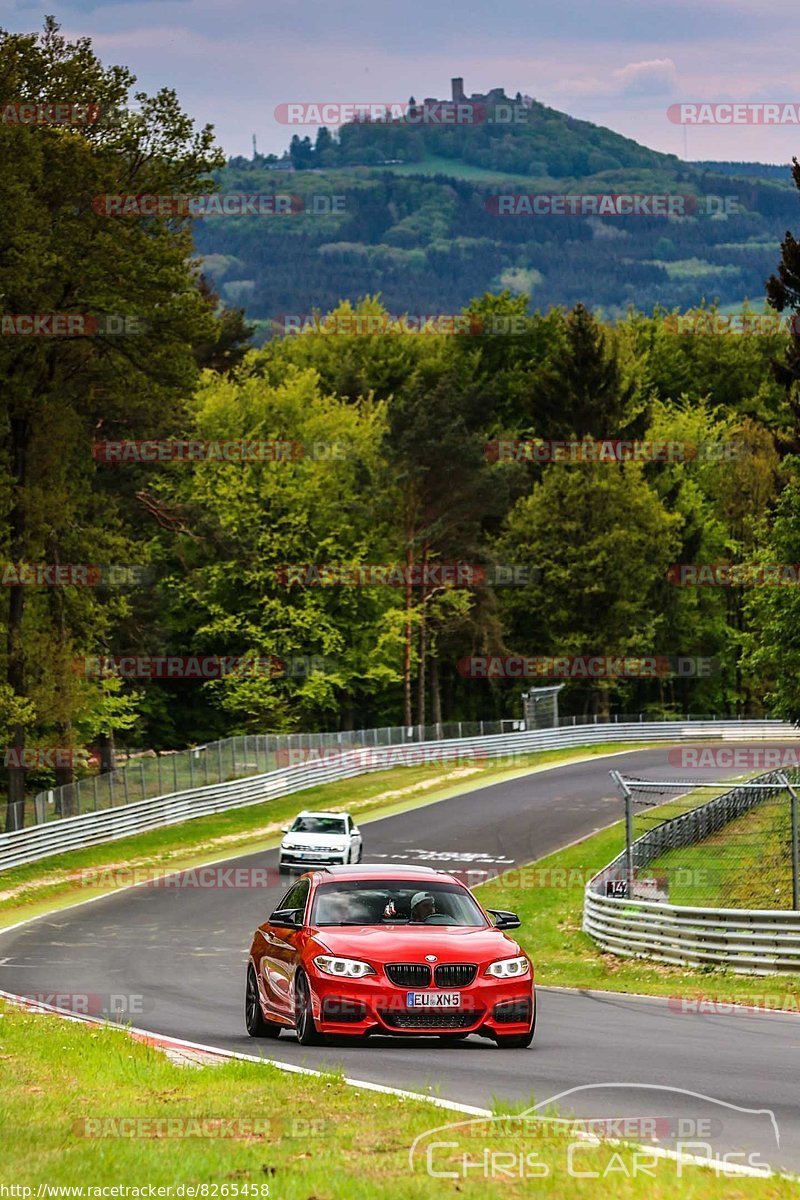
[450,77,507,105]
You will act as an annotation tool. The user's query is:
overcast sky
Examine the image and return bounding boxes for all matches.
[4,0,800,164]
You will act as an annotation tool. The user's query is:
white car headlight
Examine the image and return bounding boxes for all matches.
[485,956,529,979]
[313,956,375,979]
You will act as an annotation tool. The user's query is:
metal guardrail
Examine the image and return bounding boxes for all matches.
[584,766,800,974]
[28,721,532,827]
[1,718,796,873]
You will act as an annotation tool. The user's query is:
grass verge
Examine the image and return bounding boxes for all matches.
[474,796,800,1006]
[0,742,650,929]
[648,797,793,909]
[0,1000,793,1195]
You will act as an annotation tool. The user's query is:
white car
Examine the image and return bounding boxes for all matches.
[278,810,363,874]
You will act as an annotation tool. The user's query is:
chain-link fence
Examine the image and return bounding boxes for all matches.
[24,719,532,828]
[603,768,800,910]
[18,709,773,830]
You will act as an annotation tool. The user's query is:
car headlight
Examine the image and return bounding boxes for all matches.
[485,956,529,979]
[313,956,375,979]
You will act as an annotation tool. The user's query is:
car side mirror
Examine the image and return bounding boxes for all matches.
[280,825,290,833]
[488,908,521,930]
[269,907,303,927]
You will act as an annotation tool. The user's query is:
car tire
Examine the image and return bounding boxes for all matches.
[357,843,363,862]
[294,971,325,1046]
[245,965,282,1039]
[495,1005,536,1048]
[278,861,289,875]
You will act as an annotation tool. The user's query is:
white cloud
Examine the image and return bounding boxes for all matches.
[554,57,678,101]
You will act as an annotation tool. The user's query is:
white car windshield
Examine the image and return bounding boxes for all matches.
[290,816,347,835]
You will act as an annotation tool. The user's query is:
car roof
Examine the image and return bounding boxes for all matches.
[295,810,349,818]
[309,864,464,885]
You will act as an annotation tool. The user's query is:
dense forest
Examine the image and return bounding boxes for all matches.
[6,24,800,824]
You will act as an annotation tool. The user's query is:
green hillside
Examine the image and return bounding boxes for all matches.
[195,88,800,330]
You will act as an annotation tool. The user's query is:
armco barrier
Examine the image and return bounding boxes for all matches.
[584,766,800,974]
[0,719,796,873]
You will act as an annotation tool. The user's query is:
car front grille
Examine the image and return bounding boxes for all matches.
[379,1009,480,1030]
[434,963,477,988]
[385,963,432,987]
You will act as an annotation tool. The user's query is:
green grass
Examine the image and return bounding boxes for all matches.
[475,798,800,1004]
[0,1000,794,1195]
[362,154,546,184]
[0,742,650,929]
[649,795,793,910]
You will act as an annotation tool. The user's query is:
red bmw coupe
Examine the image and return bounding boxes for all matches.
[245,864,535,1047]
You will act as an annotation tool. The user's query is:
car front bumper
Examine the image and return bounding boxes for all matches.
[306,972,535,1039]
[280,850,348,867]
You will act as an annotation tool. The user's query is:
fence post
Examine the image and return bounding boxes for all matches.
[123,767,129,806]
[610,769,635,895]
[173,754,178,794]
[781,772,800,910]
[140,762,146,801]
[218,740,224,783]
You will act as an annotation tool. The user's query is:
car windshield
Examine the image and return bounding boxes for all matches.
[311,879,489,927]
[290,816,346,835]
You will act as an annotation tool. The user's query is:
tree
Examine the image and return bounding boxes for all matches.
[0,18,223,827]
[742,459,800,722]
[144,362,403,735]
[529,304,647,441]
[497,463,682,716]
[766,158,800,439]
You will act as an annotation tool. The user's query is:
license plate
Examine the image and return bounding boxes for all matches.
[406,991,460,1008]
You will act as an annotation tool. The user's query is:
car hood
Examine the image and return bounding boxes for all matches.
[313,926,523,962]
[282,832,348,847]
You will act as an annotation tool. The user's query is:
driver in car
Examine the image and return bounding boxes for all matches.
[409,891,436,922]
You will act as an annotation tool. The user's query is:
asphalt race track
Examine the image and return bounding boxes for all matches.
[2,745,798,1173]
